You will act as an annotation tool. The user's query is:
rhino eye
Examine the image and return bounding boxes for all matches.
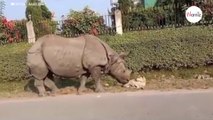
[123,70,126,73]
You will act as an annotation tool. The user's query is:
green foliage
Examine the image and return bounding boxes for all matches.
[1,26,213,82]
[0,18,25,44]
[0,81,27,97]
[61,6,105,36]
[40,5,52,19]
[122,5,175,29]
[0,17,2,28]
[198,1,213,22]
[118,0,135,29]
[14,20,28,40]
[122,0,213,29]
[118,0,134,13]
[34,20,57,38]
[25,0,55,38]
[100,26,213,72]
[25,5,43,21]
[25,0,51,21]
[155,0,213,25]
[155,0,174,6]
[0,42,31,82]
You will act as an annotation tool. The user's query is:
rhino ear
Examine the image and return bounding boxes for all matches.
[109,55,119,63]
[119,52,129,59]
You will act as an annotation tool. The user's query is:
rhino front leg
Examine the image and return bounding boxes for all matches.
[78,74,89,95]
[34,79,46,97]
[90,66,105,93]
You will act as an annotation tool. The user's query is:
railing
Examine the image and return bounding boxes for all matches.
[121,4,213,32]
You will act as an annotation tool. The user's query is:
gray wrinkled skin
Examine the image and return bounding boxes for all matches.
[27,34,132,96]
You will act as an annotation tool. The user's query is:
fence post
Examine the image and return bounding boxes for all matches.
[114,9,123,35]
[26,14,36,43]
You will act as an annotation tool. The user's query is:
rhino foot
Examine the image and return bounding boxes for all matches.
[77,87,88,95]
[52,88,60,94]
[38,91,57,97]
[95,87,105,93]
[45,90,59,97]
[38,93,48,97]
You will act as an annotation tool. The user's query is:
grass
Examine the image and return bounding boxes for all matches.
[2,66,213,98]
[140,66,213,90]
[0,81,28,98]
[0,42,32,82]
[0,42,31,56]
[142,66,213,80]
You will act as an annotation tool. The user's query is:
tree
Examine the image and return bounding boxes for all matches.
[25,0,56,38]
[41,5,52,19]
[0,0,5,17]
[118,0,134,29]
[25,0,52,21]
[118,0,134,13]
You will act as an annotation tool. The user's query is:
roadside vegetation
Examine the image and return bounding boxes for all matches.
[0,26,213,98]
[0,0,213,98]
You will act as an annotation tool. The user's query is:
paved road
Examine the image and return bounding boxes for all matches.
[0,90,213,120]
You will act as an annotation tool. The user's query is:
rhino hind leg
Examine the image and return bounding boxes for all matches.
[78,74,90,95]
[44,73,59,95]
[29,67,49,96]
[90,66,105,93]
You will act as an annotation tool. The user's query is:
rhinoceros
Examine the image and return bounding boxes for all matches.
[27,34,132,96]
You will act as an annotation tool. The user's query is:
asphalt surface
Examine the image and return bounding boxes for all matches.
[0,90,213,120]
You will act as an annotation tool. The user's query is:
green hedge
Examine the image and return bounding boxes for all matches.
[100,26,213,72]
[0,42,31,82]
[0,26,213,82]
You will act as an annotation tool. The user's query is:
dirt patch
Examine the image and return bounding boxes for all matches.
[4,78,213,99]
[145,78,213,90]
[1,76,213,99]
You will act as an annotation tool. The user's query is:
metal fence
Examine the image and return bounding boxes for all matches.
[121,3,213,32]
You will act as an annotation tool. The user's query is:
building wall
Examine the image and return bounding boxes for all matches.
[144,0,157,8]
[132,0,141,5]
[132,0,157,8]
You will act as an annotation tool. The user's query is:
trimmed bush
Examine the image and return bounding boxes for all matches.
[100,26,213,72]
[0,26,213,82]
[61,6,106,36]
[0,42,31,82]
